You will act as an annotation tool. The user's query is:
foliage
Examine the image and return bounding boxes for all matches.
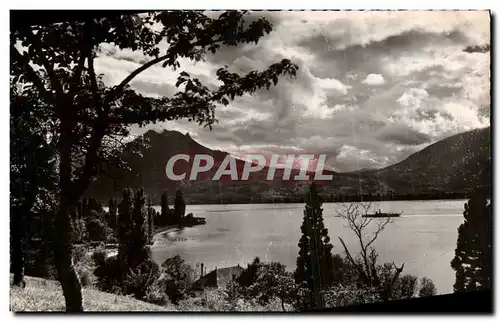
[143,279,170,305]
[323,285,381,308]
[159,191,170,226]
[107,198,118,232]
[72,219,88,244]
[10,81,57,286]
[123,259,161,300]
[294,183,336,310]
[237,258,296,311]
[391,274,418,300]
[224,277,242,310]
[418,277,437,297]
[451,192,492,292]
[11,10,298,311]
[177,286,289,312]
[147,198,154,244]
[23,198,58,280]
[72,245,97,288]
[159,255,194,304]
[117,188,133,280]
[237,256,262,287]
[174,189,186,225]
[128,188,150,268]
[237,256,261,288]
[92,251,123,294]
[253,261,295,310]
[95,188,155,296]
[78,198,105,220]
[85,216,108,242]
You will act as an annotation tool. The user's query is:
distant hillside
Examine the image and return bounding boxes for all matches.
[87,129,343,203]
[371,126,491,194]
[86,126,491,203]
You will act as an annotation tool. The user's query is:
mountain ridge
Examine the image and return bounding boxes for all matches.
[86,126,491,203]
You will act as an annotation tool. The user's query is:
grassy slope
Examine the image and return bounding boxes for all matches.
[10,275,177,312]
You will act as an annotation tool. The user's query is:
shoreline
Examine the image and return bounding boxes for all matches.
[102,197,472,209]
[151,225,182,246]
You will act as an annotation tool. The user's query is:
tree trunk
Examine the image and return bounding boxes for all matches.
[10,209,24,286]
[54,115,83,312]
[10,182,38,287]
[281,298,286,312]
[53,200,83,312]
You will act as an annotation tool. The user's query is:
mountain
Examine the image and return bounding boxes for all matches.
[85,126,491,203]
[87,129,342,203]
[369,126,491,194]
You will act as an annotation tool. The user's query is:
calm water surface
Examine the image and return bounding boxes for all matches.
[150,200,466,294]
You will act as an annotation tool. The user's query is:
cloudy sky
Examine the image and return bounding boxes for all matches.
[95,11,490,172]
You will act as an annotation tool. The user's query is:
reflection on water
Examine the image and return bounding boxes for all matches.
[151,199,466,294]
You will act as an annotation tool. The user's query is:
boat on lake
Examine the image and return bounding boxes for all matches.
[362,210,401,218]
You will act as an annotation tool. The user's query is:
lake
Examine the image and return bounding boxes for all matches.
[150,200,467,295]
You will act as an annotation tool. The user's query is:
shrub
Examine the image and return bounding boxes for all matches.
[86,217,107,242]
[93,253,122,293]
[237,257,261,288]
[123,259,161,300]
[78,269,94,288]
[418,277,437,297]
[177,288,227,311]
[143,280,170,305]
[323,285,381,308]
[104,227,117,243]
[160,255,194,304]
[72,219,87,244]
[73,245,88,263]
[236,258,297,311]
[243,261,296,310]
[177,286,289,312]
[72,245,97,288]
[391,274,419,300]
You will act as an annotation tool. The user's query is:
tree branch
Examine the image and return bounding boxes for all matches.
[108,36,227,103]
[10,45,55,105]
[69,23,92,94]
[73,122,107,198]
[87,40,102,118]
[110,54,170,101]
[384,262,405,300]
[338,237,368,284]
[23,28,65,99]
[365,218,390,250]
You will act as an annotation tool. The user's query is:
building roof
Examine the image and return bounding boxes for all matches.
[192,265,245,290]
[213,265,244,286]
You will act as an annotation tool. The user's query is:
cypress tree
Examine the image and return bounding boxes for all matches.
[118,189,133,280]
[161,191,169,226]
[76,201,82,221]
[81,198,88,219]
[147,198,154,245]
[294,183,335,310]
[108,198,117,233]
[451,190,492,292]
[174,189,186,225]
[295,211,313,309]
[128,188,149,268]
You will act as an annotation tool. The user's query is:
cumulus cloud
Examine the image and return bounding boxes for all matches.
[362,73,385,85]
[95,10,490,172]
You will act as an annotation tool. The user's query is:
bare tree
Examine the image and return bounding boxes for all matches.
[336,202,405,301]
